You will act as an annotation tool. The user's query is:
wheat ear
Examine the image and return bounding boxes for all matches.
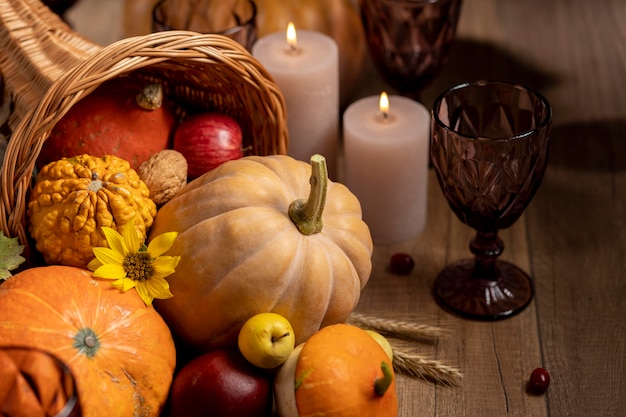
[348,312,463,385]
[392,348,463,386]
[348,312,448,343]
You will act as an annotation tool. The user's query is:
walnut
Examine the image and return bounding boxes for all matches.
[138,150,188,206]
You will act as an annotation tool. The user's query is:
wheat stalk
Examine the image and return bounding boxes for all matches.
[348,312,463,386]
[392,348,463,387]
[348,312,449,343]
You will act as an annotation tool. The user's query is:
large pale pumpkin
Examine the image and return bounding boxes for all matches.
[0,266,176,417]
[149,154,373,351]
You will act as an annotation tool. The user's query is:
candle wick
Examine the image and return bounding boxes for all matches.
[288,43,298,54]
[382,111,389,121]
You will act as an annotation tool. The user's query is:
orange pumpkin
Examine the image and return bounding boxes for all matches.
[0,266,176,417]
[274,323,398,417]
[37,76,176,170]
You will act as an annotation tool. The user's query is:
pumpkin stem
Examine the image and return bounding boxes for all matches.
[374,361,394,396]
[136,83,164,110]
[288,154,328,235]
[73,327,101,359]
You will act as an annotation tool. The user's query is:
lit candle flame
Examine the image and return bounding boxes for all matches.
[286,22,297,51]
[379,91,389,120]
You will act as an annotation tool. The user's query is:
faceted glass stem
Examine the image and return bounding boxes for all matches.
[469,231,503,281]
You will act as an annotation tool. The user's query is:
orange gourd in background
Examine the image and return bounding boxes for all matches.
[123,0,367,107]
[254,0,367,107]
[0,266,176,417]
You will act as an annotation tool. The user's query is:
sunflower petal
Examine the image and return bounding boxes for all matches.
[134,283,155,305]
[92,247,125,266]
[101,227,128,256]
[123,222,141,253]
[112,277,136,292]
[147,232,178,258]
[151,256,181,276]
[146,277,174,299]
[87,257,102,272]
[93,263,127,280]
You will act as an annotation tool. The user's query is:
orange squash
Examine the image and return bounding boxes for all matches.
[27,154,157,268]
[274,323,398,417]
[0,266,176,417]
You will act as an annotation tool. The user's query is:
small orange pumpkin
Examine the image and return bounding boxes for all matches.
[37,76,176,170]
[274,323,398,417]
[0,266,176,417]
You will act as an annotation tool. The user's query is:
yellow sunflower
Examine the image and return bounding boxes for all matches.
[87,222,180,305]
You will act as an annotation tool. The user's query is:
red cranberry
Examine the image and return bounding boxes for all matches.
[389,253,415,275]
[527,367,550,394]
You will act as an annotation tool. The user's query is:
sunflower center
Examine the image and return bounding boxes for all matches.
[123,251,154,281]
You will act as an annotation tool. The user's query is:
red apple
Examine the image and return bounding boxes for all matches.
[167,348,273,417]
[173,112,244,178]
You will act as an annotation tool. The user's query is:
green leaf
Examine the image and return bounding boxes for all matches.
[0,232,25,280]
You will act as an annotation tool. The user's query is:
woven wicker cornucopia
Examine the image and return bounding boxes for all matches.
[0,0,288,261]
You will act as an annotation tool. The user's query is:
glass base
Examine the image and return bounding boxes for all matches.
[434,259,534,320]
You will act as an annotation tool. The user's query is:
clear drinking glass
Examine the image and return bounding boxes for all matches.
[0,346,81,416]
[360,0,463,102]
[430,80,552,320]
[152,0,257,51]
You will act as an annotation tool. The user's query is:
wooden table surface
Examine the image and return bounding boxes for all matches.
[351,1,626,416]
[62,0,626,416]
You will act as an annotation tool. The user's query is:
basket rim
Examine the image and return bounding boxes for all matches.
[1,30,288,254]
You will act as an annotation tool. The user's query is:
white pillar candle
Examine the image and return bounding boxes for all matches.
[252,24,339,178]
[343,93,430,244]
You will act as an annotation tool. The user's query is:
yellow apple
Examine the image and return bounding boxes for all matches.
[238,312,296,369]
[365,330,394,361]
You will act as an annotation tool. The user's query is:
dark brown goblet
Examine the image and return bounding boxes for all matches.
[0,346,81,416]
[431,81,552,320]
[360,0,463,102]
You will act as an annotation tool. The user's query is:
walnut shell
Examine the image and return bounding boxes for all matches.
[138,149,188,206]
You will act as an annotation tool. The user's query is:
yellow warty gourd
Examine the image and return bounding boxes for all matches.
[27,154,156,267]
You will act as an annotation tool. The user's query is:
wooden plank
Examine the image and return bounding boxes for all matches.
[521,0,626,416]
[359,169,547,417]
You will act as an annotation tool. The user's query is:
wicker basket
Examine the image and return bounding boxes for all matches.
[0,0,288,260]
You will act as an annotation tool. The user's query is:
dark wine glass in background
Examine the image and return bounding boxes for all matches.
[360,0,463,102]
[430,80,552,320]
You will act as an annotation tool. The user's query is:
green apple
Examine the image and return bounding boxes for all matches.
[365,330,394,361]
[238,312,296,369]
